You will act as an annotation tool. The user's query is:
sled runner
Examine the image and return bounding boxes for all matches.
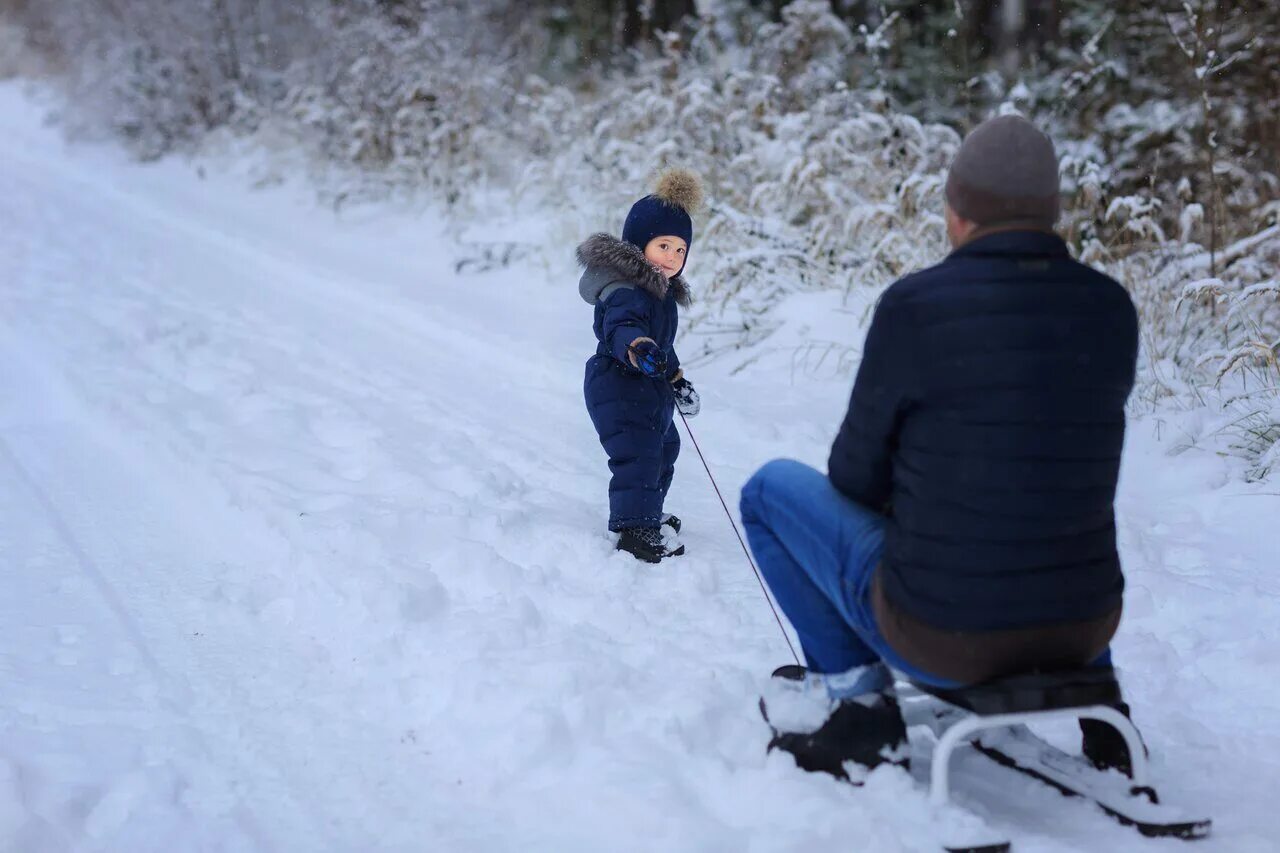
[898,666,1212,851]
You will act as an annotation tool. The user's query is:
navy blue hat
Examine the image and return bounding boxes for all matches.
[623,195,693,254]
[620,168,704,273]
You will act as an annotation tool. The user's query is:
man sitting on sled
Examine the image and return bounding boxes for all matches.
[741,115,1140,781]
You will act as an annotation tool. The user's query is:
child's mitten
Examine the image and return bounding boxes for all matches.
[629,339,668,377]
[672,376,701,417]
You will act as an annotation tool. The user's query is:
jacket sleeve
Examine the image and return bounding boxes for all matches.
[665,346,682,382]
[828,289,915,511]
[601,287,653,367]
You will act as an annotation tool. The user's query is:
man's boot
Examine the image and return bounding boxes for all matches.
[759,664,909,782]
[1080,701,1147,777]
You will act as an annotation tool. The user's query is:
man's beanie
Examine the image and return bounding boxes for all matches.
[622,168,704,259]
[945,115,1060,228]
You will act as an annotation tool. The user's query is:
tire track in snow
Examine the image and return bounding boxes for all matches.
[0,439,172,692]
[0,335,320,851]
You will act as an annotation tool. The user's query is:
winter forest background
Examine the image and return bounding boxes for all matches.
[2,0,1278,478]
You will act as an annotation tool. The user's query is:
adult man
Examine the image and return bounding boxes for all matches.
[741,115,1139,780]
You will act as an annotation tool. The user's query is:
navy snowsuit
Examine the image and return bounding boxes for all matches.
[578,234,689,531]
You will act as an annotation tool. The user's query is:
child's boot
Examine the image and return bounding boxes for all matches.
[617,526,684,562]
[660,513,685,557]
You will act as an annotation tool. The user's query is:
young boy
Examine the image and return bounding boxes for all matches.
[579,169,704,563]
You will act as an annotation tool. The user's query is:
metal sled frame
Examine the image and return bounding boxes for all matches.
[894,664,1149,809]
[898,689,1149,807]
[895,668,1210,848]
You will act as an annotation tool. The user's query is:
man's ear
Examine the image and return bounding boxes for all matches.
[944,203,978,248]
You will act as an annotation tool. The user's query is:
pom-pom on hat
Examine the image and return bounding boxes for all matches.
[622,168,704,270]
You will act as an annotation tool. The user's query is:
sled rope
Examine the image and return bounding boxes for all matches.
[676,409,801,666]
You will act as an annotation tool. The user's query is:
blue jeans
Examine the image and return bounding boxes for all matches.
[740,459,961,688]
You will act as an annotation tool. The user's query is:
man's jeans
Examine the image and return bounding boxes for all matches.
[739,459,960,688]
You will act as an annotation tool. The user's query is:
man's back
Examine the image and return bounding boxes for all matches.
[828,230,1139,633]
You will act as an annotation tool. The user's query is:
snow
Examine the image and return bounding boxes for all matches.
[2,83,1278,852]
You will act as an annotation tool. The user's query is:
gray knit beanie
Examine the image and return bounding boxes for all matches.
[945,115,1060,228]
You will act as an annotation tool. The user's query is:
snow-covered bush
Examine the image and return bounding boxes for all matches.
[3,0,1276,474]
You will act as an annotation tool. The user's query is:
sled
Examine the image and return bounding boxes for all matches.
[898,666,1212,851]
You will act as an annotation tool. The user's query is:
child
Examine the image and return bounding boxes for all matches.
[578,168,704,563]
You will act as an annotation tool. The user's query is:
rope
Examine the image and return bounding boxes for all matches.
[675,408,801,666]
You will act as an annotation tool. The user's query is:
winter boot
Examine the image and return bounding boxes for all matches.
[616,526,684,563]
[659,513,685,557]
[1080,701,1147,777]
[759,664,909,782]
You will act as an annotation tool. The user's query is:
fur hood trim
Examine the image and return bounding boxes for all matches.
[575,233,691,307]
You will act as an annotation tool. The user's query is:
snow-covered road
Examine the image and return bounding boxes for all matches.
[2,86,1277,852]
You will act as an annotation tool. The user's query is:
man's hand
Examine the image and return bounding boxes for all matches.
[628,338,667,378]
[672,375,701,417]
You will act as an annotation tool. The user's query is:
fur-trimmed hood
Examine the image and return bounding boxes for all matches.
[576,233,691,307]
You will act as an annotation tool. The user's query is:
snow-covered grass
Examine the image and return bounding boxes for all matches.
[2,83,1278,852]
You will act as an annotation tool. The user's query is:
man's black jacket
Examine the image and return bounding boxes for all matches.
[829,230,1138,631]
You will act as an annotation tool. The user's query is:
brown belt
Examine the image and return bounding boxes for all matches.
[871,568,1120,686]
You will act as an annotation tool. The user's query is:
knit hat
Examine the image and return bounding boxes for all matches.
[622,168,704,274]
[945,115,1060,228]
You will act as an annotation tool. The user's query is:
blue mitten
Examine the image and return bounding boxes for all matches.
[629,340,668,378]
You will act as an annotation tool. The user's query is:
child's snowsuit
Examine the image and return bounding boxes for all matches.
[578,233,689,531]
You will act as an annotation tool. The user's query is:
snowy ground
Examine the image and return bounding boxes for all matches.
[2,83,1278,852]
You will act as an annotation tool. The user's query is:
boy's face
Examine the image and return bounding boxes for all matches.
[643,235,688,279]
